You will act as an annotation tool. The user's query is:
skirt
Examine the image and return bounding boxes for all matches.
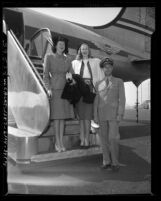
[75,97,93,120]
[50,89,74,120]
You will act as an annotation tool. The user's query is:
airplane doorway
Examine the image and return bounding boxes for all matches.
[3,8,24,47]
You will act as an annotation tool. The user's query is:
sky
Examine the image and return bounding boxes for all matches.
[29,8,150,106]
[125,79,150,106]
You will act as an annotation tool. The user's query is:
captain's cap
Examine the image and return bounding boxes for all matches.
[100,57,114,68]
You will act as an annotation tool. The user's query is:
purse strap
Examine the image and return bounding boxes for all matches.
[87,61,96,93]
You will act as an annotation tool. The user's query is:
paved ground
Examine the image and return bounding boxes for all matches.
[7,119,151,195]
[124,108,150,121]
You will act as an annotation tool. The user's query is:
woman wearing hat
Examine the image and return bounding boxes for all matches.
[94,57,126,171]
[72,43,104,147]
[43,36,74,152]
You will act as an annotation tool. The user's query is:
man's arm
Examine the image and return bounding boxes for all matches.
[117,79,126,121]
[93,83,99,123]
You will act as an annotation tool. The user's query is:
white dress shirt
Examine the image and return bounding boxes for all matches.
[72,58,105,86]
[82,59,91,78]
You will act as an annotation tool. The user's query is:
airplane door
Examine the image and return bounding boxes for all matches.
[29,28,53,61]
[3,8,24,47]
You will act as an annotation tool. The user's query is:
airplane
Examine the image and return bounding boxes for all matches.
[62,7,154,122]
[56,7,154,87]
[3,7,154,86]
[3,7,153,163]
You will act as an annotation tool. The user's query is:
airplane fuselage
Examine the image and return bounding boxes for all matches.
[3,7,150,86]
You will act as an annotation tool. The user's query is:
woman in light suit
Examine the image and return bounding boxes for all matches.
[43,36,74,152]
[72,43,104,147]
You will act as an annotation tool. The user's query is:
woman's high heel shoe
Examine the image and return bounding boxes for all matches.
[80,141,85,146]
[55,144,62,152]
[60,143,66,152]
[61,146,66,152]
[84,139,89,147]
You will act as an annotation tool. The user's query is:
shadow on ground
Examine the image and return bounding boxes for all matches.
[14,143,150,183]
[120,124,150,139]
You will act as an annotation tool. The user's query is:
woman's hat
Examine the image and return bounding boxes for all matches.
[100,57,114,67]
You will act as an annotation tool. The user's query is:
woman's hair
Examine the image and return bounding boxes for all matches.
[52,36,69,54]
[75,43,92,60]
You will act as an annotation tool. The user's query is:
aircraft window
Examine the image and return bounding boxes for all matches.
[42,33,47,50]
[30,30,52,59]
[30,40,38,56]
[35,35,43,56]
[30,33,43,57]
[45,42,53,55]
[25,42,30,55]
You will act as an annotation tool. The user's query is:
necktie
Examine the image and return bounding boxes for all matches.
[106,78,109,86]
[80,60,84,78]
[80,60,93,80]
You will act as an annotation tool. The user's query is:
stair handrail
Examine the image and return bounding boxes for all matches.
[8,29,51,135]
[9,30,49,97]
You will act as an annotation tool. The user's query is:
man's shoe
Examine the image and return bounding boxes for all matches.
[111,165,120,172]
[100,164,112,170]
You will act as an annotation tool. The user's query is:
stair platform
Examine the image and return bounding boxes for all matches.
[31,145,101,163]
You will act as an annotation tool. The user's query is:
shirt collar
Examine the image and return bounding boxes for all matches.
[104,75,112,82]
[107,75,112,81]
[82,58,89,63]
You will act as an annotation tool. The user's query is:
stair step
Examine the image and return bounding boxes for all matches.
[34,66,43,71]
[31,145,101,163]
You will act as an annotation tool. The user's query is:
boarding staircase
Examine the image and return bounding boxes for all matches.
[8,55,81,149]
[8,54,81,132]
[7,30,100,164]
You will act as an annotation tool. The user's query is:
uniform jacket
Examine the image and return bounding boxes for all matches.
[95,76,126,121]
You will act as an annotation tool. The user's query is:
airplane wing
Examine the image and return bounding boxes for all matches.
[14,8,150,60]
[132,59,150,65]
[65,7,154,60]
[23,8,126,55]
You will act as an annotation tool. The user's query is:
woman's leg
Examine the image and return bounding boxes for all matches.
[48,121,55,152]
[84,120,91,146]
[60,119,65,150]
[80,120,85,145]
[54,120,61,151]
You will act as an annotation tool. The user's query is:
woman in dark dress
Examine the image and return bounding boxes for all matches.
[72,43,104,147]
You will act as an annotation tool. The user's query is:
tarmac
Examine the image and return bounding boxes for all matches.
[6,113,151,195]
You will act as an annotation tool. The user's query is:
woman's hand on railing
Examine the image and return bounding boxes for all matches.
[48,89,52,98]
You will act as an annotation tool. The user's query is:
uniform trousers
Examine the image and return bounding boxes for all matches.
[99,120,120,165]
